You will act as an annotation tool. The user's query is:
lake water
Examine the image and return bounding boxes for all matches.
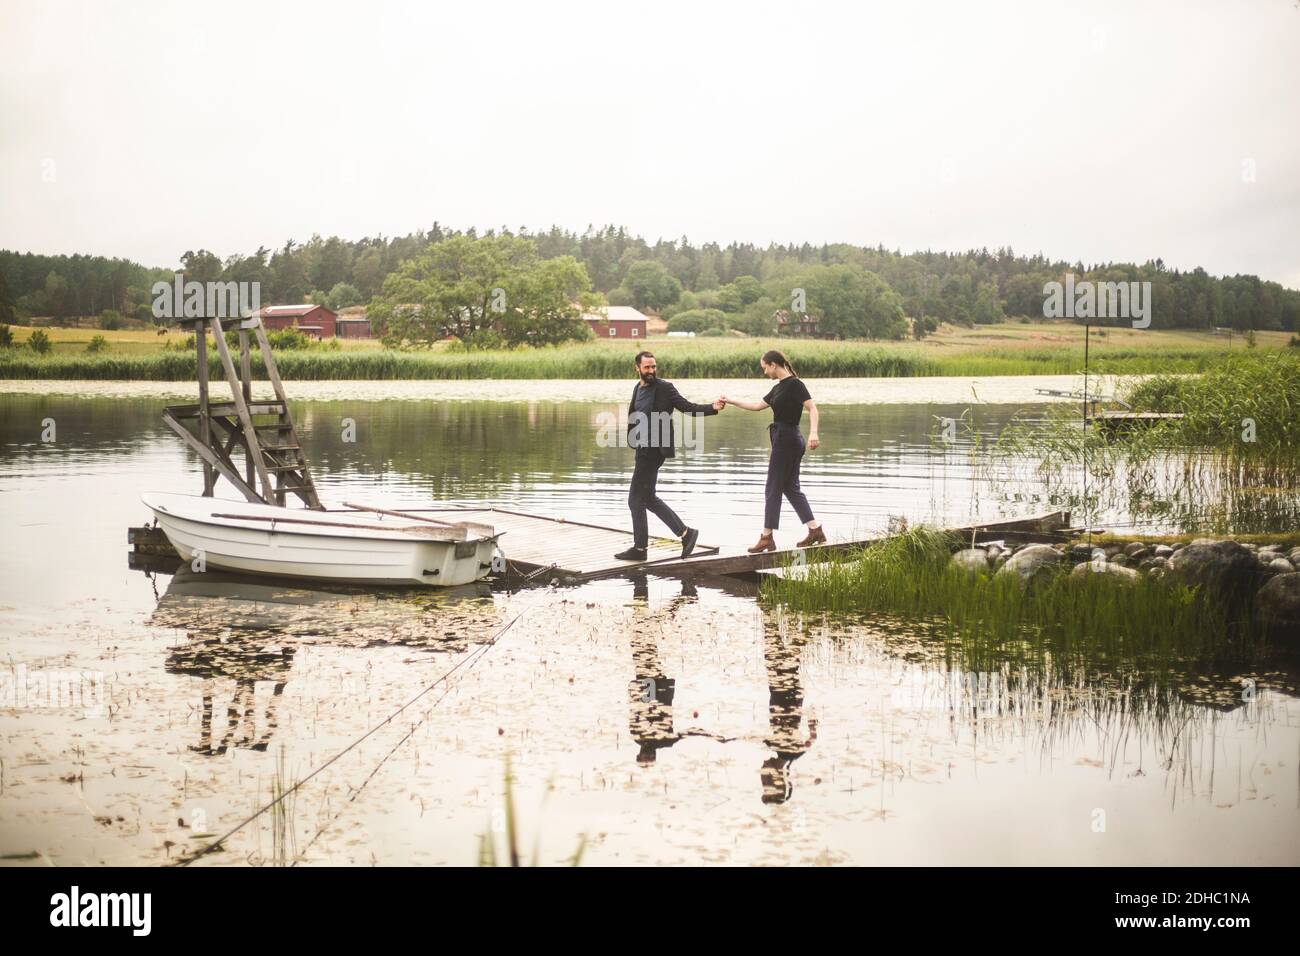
[1,390,1297,866]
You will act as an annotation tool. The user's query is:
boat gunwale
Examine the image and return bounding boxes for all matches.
[143,495,500,547]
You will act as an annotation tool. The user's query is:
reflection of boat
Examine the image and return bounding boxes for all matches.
[142,492,501,587]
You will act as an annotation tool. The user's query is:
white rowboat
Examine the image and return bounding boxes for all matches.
[142,492,500,587]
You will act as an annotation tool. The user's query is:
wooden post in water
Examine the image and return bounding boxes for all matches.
[195,327,214,495]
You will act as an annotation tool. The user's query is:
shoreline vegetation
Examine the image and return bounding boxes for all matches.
[0,324,1292,381]
[760,527,1298,676]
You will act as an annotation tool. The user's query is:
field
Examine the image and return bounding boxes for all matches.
[0,321,1292,380]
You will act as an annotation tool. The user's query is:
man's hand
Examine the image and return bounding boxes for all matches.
[713,397,726,411]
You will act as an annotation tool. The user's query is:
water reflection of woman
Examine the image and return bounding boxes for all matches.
[760,615,817,804]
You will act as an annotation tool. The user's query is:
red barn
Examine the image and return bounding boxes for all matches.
[583,306,648,340]
[254,304,337,339]
[336,317,373,338]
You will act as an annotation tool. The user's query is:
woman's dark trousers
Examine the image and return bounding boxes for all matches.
[764,422,815,529]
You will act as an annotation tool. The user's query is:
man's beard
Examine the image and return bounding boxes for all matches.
[640,371,656,384]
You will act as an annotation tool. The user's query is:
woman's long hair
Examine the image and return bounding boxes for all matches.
[761,349,796,377]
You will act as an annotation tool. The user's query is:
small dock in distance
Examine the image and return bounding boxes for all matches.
[1092,410,1185,430]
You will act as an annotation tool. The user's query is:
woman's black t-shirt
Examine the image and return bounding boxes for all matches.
[763,376,812,426]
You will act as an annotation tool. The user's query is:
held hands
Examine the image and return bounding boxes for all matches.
[713,395,727,411]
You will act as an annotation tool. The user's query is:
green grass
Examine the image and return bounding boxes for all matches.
[760,527,1251,673]
[0,337,1269,380]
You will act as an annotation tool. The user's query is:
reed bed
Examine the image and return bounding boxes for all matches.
[0,338,1261,380]
[985,350,1300,533]
[761,527,1248,673]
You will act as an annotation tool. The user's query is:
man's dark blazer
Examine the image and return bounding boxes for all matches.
[626,378,717,459]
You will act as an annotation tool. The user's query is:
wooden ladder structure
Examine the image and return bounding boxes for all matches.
[162,315,322,509]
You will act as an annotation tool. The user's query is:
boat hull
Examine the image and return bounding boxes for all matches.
[143,493,497,587]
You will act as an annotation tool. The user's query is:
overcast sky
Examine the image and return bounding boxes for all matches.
[2,0,1297,286]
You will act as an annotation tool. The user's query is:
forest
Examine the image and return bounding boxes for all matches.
[2,223,1298,339]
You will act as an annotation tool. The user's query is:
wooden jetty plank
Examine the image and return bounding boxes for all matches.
[641,509,1073,580]
[353,505,718,576]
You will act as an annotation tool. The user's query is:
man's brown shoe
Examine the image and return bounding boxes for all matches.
[747,532,776,553]
[797,526,827,547]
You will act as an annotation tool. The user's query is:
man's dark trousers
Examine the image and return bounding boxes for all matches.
[629,446,686,549]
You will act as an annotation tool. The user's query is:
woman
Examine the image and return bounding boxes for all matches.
[723,350,826,552]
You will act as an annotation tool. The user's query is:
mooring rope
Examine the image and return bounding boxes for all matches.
[171,599,537,867]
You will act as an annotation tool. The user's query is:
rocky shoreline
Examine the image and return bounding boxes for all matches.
[951,537,1300,640]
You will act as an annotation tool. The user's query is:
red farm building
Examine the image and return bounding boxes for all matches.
[254,304,337,339]
[583,306,649,340]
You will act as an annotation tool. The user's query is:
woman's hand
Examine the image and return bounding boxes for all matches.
[808,434,820,450]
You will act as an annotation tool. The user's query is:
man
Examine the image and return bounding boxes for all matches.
[614,351,723,561]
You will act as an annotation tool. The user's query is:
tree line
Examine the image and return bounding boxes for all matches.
[3,224,1298,337]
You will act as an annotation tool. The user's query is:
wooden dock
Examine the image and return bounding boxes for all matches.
[370,506,1072,584]
[132,505,1071,585]
[1092,411,1185,430]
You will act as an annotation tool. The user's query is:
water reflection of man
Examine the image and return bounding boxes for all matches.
[760,616,817,804]
[625,575,698,764]
[167,630,294,755]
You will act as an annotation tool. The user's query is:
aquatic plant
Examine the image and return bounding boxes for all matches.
[477,755,586,867]
[269,746,299,867]
[760,526,1254,674]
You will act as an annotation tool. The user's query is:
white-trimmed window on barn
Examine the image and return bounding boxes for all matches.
[609,327,617,337]
[631,327,639,337]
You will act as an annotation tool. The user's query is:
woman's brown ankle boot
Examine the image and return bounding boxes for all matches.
[747,531,777,553]
[797,525,827,547]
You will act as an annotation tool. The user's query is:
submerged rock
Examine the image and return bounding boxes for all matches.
[996,544,1065,587]
[1256,573,1300,640]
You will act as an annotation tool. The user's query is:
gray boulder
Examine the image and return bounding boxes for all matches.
[951,548,991,574]
[1255,573,1300,640]
[1268,558,1294,575]
[996,544,1065,587]
[1071,561,1138,583]
[1166,540,1263,603]
[1154,544,1175,558]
